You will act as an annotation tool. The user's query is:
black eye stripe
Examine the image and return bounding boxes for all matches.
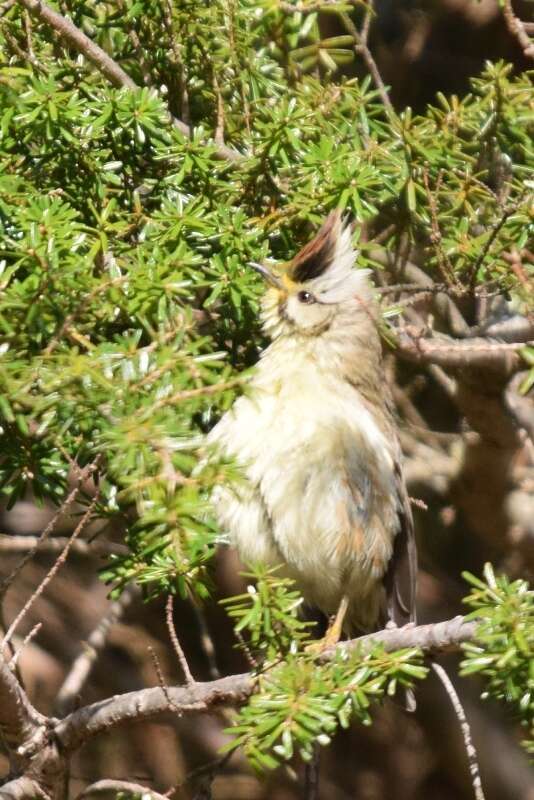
[297,290,316,304]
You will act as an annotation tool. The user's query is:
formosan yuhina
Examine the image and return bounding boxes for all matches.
[209,211,416,643]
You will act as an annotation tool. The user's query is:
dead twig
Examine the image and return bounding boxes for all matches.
[0,534,127,559]
[1,495,99,648]
[339,7,394,118]
[191,603,220,680]
[56,584,140,715]
[9,622,42,670]
[165,595,195,686]
[0,460,100,599]
[501,0,534,60]
[432,662,486,800]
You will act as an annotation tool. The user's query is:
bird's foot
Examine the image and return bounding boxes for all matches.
[305,596,349,655]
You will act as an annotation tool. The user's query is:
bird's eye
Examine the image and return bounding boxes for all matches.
[297,290,315,304]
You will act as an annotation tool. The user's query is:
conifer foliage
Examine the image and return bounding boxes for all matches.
[0,1,532,795]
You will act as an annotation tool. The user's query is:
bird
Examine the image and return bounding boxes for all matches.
[208,210,416,643]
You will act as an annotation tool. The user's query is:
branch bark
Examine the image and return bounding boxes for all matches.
[53,615,477,753]
[0,776,45,800]
[0,659,44,751]
[394,329,528,375]
[76,779,170,800]
[502,0,534,60]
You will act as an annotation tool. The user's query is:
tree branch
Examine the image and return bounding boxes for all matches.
[0,776,46,800]
[55,584,140,716]
[54,671,254,752]
[0,658,45,751]
[17,0,137,89]
[502,0,534,60]
[54,615,477,752]
[75,779,169,800]
[0,535,127,559]
[394,329,529,375]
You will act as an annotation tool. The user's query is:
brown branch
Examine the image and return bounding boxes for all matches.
[502,0,534,60]
[1,496,99,648]
[76,780,169,800]
[394,328,529,375]
[16,0,241,162]
[0,535,127,559]
[336,615,476,658]
[0,657,45,751]
[0,776,47,800]
[55,584,140,715]
[0,461,100,598]
[54,615,477,752]
[54,671,253,752]
[165,595,195,686]
[339,9,394,118]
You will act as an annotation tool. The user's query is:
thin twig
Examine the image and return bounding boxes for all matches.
[165,595,195,686]
[1,495,99,648]
[56,584,140,715]
[161,0,190,126]
[212,70,225,146]
[165,752,233,798]
[148,645,204,717]
[468,203,518,291]
[422,168,459,289]
[9,622,42,670]
[0,534,128,559]
[115,0,152,86]
[339,10,394,118]
[432,662,486,800]
[0,460,99,598]
[139,376,243,416]
[501,0,534,60]
[304,743,320,800]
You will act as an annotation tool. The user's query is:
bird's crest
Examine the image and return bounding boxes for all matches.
[287,211,343,283]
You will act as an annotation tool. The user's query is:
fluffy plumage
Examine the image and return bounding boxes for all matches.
[209,212,416,633]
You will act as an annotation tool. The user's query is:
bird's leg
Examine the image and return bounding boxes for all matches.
[322,594,350,649]
[307,595,349,654]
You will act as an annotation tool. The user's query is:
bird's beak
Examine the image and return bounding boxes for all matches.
[249,262,284,290]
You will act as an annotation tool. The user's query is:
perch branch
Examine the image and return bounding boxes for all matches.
[0,776,46,800]
[54,615,477,752]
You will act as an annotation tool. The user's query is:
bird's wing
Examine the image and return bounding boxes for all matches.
[383,458,417,627]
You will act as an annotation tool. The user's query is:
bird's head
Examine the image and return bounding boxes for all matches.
[254,211,373,340]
